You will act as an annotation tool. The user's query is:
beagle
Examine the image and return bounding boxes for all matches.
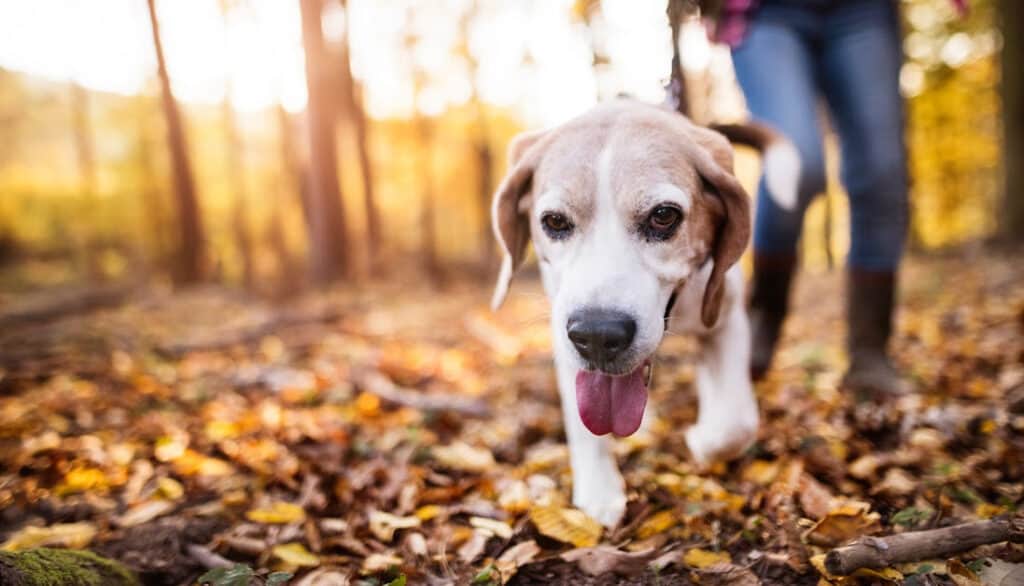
[490,99,799,526]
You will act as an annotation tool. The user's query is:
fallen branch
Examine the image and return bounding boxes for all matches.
[186,544,234,570]
[353,369,491,418]
[824,515,1024,576]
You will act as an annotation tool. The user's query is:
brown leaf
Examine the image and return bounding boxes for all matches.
[695,562,762,586]
[560,545,659,576]
[796,473,835,520]
[803,503,882,547]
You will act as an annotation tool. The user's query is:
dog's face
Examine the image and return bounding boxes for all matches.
[492,100,750,438]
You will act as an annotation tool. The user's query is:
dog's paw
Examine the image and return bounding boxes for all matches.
[685,415,758,468]
[573,483,627,528]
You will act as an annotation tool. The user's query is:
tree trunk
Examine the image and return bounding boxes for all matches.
[1000,0,1024,240]
[338,0,380,270]
[300,0,350,285]
[145,0,205,285]
[222,100,254,288]
[273,103,305,294]
[416,113,441,287]
[135,97,169,271]
[69,82,103,280]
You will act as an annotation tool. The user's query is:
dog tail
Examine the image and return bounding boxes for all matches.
[710,122,801,212]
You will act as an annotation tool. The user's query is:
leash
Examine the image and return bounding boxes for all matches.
[665,0,697,116]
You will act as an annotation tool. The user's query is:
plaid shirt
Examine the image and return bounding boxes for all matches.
[712,0,969,46]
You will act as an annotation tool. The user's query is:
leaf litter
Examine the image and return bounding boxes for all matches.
[0,254,1022,584]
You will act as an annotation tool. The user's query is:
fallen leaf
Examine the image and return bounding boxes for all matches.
[55,467,109,496]
[294,568,352,586]
[362,552,403,574]
[1,522,97,551]
[803,503,881,547]
[947,559,981,586]
[529,504,603,548]
[368,510,421,542]
[457,530,489,563]
[683,548,731,569]
[694,562,761,585]
[561,545,658,576]
[742,459,780,485]
[493,540,541,584]
[432,441,496,472]
[272,542,320,568]
[246,501,306,524]
[871,468,917,497]
[116,499,175,527]
[635,510,676,539]
[470,516,513,539]
[797,473,835,520]
[977,559,1024,586]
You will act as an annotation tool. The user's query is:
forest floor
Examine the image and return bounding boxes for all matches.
[1,248,1023,586]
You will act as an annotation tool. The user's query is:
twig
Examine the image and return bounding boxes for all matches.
[186,544,234,570]
[824,515,1024,576]
[352,369,491,418]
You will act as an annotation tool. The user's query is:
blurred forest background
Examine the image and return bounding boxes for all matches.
[0,0,1019,297]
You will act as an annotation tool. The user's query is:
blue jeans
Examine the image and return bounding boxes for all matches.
[731,0,908,270]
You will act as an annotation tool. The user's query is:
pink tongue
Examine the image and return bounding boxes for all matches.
[575,364,648,437]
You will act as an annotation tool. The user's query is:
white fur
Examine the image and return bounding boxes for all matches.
[764,138,801,211]
[498,107,761,527]
[533,152,757,527]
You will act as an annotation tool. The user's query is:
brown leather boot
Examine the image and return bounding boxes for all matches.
[749,253,797,380]
[842,269,912,396]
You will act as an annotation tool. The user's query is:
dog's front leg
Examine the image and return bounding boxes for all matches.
[553,341,626,528]
[686,293,760,466]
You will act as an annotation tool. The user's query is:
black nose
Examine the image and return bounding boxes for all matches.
[567,309,637,365]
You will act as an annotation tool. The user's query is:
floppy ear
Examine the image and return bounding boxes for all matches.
[688,133,752,328]
[491,129,548,310]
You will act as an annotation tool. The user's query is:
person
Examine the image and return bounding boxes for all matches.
[702,0,964,394]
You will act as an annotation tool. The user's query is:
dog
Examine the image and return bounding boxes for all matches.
[489,99,799,526]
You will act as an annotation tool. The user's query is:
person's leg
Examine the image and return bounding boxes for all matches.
[818,0,911,394]
[732,10,827,379]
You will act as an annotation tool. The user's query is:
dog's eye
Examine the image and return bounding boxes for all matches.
[642,205,683,240]
[541,212,574,239]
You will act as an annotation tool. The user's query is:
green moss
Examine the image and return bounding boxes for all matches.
[0,548,139,586]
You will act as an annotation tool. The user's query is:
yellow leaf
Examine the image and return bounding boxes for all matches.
[529,504,602,548]
[742,459,780,485]
[975,502,1006,519]
[470,516,513,539]
[354,392,381,418]
[683,548,731,569]
[432,441,495,472]
[414,505,443,521]
[635,510,676,539]
[368,510,421,542]
[247,501,306,524]
[55,467,108,496]
[172,449,234,477]
[156,477,184,500]
[1,523,97,551]
[272,542,320,568]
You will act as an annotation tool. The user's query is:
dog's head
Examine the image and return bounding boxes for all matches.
[491,100,751,438]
